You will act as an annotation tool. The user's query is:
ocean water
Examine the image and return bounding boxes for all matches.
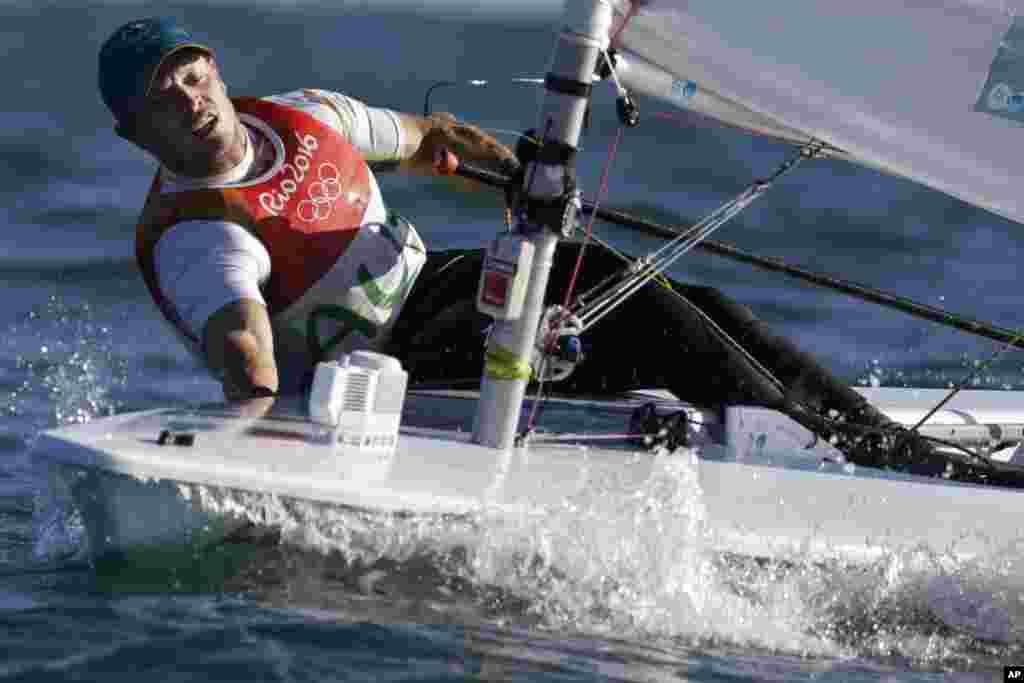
[3,2,1024,680]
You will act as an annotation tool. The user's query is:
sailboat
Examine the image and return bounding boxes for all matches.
[33,0,1024,568]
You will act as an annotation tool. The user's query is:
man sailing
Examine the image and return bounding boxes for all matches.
[99,18,943,474]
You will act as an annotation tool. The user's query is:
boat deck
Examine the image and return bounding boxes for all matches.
[32,386,1024,563]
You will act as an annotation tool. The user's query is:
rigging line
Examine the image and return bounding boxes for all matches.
[570,250,791,401]
[575,205,740,330]
[456,150,1024,348]
[524,356,548,432]
[562,125,624,309]
[567,224,707,316]
[562,231,681,317]
[578,230,722,328]
[906,331,1024,436]
[575,231,677,292]
[571,141,823,332]
[569,191,751,324]
[575,178,775,332]
[660,285,788,394]
[786,401,998,470]
[619,194,741,274]
[554,242,789,398]
[589,202,1024,351]
[600,46,629,98]
[617,183,752,269]
[608,1,641,48]
[422,77,544,116]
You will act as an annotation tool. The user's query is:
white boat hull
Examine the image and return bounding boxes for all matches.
[33,388,1024,565]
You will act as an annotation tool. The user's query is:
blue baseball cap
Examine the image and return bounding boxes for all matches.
[98,17,213,124]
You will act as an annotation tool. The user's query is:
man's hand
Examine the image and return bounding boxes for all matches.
[204,298,279,401]
[398,112,519,187]
[432,145,459,176]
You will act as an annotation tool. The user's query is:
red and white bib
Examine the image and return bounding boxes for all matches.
[136,96,425,365]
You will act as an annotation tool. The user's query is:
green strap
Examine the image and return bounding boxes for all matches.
[306,305,379,360]
[358,261,413,309]
[305,211,423,361]
[485,344,533,381]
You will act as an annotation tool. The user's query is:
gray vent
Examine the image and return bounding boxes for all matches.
[343,371,371,413]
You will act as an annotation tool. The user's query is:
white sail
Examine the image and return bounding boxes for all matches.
[612,0,1024,226]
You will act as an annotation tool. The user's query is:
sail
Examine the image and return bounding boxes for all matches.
[611,0,1024,227]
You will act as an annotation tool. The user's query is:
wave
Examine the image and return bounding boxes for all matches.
[66,465,1024,668]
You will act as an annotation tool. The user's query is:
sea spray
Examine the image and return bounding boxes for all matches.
[453,446,833,655]
[97,443,1024,667]
[9,296,127,566]
[3,296,127,437]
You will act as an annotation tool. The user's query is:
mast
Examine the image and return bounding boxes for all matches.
[472,0,613,449]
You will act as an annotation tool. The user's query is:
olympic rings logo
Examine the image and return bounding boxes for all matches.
[297,163,343,222]
[260,131,335,219]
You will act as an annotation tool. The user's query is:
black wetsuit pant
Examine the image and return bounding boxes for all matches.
[386,243,895,436]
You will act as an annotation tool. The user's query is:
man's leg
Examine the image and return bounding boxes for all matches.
[543,243,946,473]
[388,243,943,472]
[392,244,787,404]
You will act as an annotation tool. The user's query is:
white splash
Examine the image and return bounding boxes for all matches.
[4,296,128,436]
[116,444,1024,664]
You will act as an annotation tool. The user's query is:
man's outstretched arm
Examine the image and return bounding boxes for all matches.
[203,298,278,401]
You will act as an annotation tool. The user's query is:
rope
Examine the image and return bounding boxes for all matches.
[423,77,544,117]
[906,332,1024,435]
[562,125,623,309]
[520,140,826,443]
[560,48,630,311]
[569,140,827,334]
[454,161,1024,352]
[524,355,551,431]
[525,58,629,437]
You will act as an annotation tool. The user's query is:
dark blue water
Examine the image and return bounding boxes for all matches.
[3,2,1023,680]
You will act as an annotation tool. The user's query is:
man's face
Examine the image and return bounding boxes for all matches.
[128,49,243,176]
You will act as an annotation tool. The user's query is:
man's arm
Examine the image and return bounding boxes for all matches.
[203,298,278,401]
[392,112,518,179]
[299,91,515,180]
